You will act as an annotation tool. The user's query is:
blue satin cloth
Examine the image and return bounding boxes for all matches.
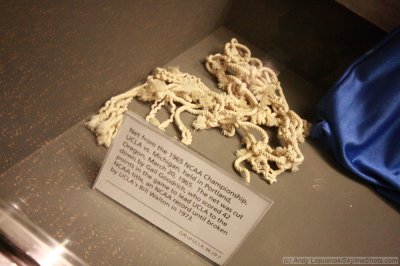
[312,27,400,206]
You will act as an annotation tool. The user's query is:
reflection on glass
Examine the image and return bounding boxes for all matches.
[0,200,86,266]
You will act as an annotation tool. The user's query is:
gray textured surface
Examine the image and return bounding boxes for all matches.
[0,0,231,173]
[1,28,398,266]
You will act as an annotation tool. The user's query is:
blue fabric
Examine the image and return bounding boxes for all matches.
[312,27,400,206]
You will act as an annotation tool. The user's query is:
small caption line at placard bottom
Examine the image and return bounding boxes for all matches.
[106,179,224,255]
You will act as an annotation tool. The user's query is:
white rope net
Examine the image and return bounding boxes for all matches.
[86,38,310,183]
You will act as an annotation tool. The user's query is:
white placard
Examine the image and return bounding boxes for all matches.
[94,111,273,265]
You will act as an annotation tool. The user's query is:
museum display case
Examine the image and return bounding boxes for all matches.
[1,1,399,265]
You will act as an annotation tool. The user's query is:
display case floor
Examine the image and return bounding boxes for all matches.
[1,27,398,266]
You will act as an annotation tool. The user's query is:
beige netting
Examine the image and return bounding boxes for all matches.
[86,38,310,183]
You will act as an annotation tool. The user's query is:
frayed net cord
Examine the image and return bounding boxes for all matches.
[86,39,310,183]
